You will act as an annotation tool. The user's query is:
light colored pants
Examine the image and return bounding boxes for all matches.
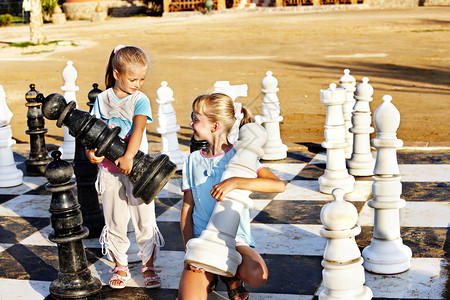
[98,170,164,266]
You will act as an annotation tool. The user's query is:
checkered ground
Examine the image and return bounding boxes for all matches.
[0,144,448,300]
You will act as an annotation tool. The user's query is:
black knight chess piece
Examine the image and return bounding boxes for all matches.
[38,92,177,204]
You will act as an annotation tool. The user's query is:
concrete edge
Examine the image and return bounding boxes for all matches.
[12,140,450,156]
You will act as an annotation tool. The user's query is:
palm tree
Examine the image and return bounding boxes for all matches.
[30,0,47,44]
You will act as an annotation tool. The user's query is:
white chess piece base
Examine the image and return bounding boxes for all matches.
[362,238,412,274]
[0,125,23,187]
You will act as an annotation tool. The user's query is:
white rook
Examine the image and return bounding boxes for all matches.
[318,83,354,194]
[362,95,412,274]
[59,61,78,160]
[339,69,356,159]
[347,77,375,176]
[255,71,287,160]
[185,123,267,276]
[156,81,185,170]
[319,188,372,300]
[0,84,23,187]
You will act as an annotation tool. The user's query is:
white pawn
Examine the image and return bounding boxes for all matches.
[105,219,140,263]
[319,188,372,300]
[59,61,79,160]
[339,69,356,159]
[347,77,376,176]
[318,83,354,194]
[0,84,23,187]
[185,123,267,276]
[362,95,412,274]
[156,81,185,170]
[255,71,287,160]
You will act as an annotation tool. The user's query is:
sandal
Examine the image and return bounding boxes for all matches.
[109,266,131,289]
[209,274,218,293]
[142,266,162,289]
[220,275,249,300]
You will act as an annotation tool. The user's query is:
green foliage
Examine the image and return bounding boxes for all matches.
[10,40,61,48]
[41,0,59,16]
[0,14,13,27]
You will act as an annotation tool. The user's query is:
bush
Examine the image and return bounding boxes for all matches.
[42,0,59,17]
[0,14,12,27]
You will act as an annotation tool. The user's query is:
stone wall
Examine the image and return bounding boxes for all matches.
[62,0,147,20]
[364,0,450,8]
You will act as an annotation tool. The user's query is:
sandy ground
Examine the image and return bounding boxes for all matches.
[0,7,449,150]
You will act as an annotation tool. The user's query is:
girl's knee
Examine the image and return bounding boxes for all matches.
[246,268,267,288]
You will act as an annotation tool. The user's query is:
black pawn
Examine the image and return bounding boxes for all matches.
[25,84,51,175]
[73,83,104,238]
[46,150,102,299]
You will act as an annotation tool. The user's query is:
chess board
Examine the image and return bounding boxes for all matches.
[0,143,448,300]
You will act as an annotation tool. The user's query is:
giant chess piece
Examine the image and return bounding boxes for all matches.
[255,71,287,160]
[125,220,141,263]
[347,77,376,176]
[212,81,248,101]
[339,69,357,159]
[318,83,355,194]
[0,84,23,187]
[73,83,104,238]
[46,151,102,299]
[362,95,412,274]
[156,81,185,170]
[319,188,372,300]
[24,84,51,176]
[59,61,79,160]
[185,123,267,276]
[38,92,177,204]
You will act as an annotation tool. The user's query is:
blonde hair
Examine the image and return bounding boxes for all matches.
[192,93,254,135]
[105,46,149,89]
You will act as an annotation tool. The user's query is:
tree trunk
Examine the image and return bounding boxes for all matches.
[30,0,46,44]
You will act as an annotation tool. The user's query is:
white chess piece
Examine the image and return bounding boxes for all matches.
[212,81,248,101]
[339,69,356,159]
[319,188,372,300]
[156,81,185,170]
[255,71,287,160]
[318,83,354,194]
[59,61,79,160]
[126,220,140,263]
[362,95,412,274]
[185,123,267,276]
[0,84,23,187]
[347,77,376,176]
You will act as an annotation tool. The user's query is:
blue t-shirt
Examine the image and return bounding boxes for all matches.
[182,146,262,247]
[92,88,152,172]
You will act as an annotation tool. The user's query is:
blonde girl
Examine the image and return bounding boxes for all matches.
[86,45,164,289]
[178,93,285,300]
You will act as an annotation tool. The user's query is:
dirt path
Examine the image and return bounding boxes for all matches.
[1,7,449,148]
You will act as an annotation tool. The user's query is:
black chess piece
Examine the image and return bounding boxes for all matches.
[189,112,209,153]
[190,135,209,153]
[38,92,177,204]
[73,83,104,238]
[46,151,102,299]
[24,84,51,176]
